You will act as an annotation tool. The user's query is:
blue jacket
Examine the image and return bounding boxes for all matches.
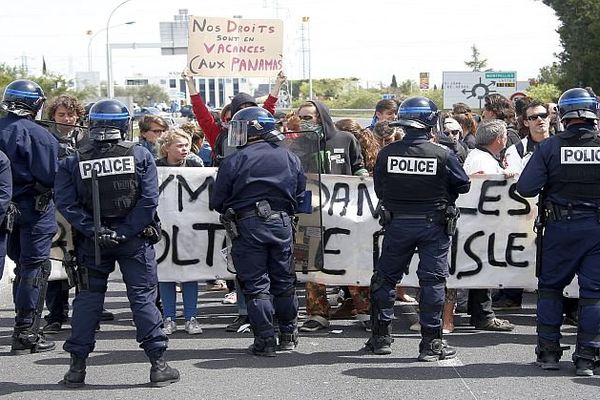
[0,114,58,200]
[55,143,158,239]
[0,150,12,222]
[210,141,306,214]
[517,122,600,208]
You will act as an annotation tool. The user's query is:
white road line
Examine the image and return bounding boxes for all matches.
[439,357,478,400]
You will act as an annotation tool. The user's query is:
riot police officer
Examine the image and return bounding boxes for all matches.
[54,99,179,387]
[517,88,600,376]
[0,79,58,354]
[210,106,306,356]
[366,96,470,361]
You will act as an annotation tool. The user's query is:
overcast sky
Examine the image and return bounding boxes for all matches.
[0,0,562,86]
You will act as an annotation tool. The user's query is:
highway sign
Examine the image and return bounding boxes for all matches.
[443,71,517,109]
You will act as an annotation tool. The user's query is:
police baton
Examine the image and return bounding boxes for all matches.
[91,169,102,266]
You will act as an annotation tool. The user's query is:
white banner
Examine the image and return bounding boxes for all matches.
[35,167,577,295]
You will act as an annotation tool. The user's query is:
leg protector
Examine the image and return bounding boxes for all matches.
[572,344,600,376]
[61,355,87,388]
[537,289,564,342]
[418,329,457,362]
[535,338,565,370]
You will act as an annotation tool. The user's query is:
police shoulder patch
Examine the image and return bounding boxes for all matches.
[79,156,136,179]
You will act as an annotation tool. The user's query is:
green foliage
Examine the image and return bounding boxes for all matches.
[537,62,563,86]
[390,74,398,88]
[541,0,600,90]
[527,83,562,103]
[326,89,381,109]
[0,63,71,99]
[464,45,488,72]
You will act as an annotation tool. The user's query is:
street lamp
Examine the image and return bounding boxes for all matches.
[302,16,312,100]
[87,21,135,72]
[106,0,134,98]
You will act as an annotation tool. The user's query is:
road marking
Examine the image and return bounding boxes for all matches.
[439,357,479,400]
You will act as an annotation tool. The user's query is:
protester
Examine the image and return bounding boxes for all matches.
[210,106,306,356]
[0,79,58,354]
[517,87,600,376]
[156,128,203,335]
[297,101,369,333]
[462,119,516,332]
[482,94,521,148]
[55,99,179,387]
[138,115,169,159]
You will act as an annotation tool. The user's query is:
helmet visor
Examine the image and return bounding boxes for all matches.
[228,119,248,147]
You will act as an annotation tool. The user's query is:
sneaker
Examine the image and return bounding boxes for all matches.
[299,316,329,332]
[492,298,522,311]
[222,291,237,304]
[330,298,357,320]
[43,321,62,334]
[162,318,177,335]
[226,315,249,332]
[206,280,227,291]
[574,357,596,376]
[474,318,514,331]
[184,317,203,335]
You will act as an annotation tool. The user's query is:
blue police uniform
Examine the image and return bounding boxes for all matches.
[210,107,306,355]
[0,112,58,352]
[366,96,470,361]
[56,99,178,388]
[55,143,167,359]
[517,122,600,372]
[0,149,12,279]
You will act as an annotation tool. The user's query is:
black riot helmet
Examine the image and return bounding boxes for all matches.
[227,106,283,147]
[88,99,130,142]
[558,88,599,122]
[394,96,439,130]
[1,79,46,117]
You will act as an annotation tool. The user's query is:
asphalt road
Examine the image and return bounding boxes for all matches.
[0,279,598,400]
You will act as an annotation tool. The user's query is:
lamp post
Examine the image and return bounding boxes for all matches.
[302,16,312,100]
[88,21,135,72]
[106,0,133,98]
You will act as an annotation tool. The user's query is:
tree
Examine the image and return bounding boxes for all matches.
[537,62,563,86]
[527,83,562,103]
[114,84,169,105]
[390,74,398,89]
[398,79,418,95]
[464,45,488,71]
[540,0,600,90]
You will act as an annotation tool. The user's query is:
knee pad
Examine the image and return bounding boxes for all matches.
[577,298,600,345]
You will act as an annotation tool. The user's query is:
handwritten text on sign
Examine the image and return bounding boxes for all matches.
[187,16,283,77]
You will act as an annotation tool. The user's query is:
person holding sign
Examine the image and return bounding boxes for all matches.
[181,68,285,161]
[210,106,306,357]
[366,96,470,361]
[55,99,179,387]
[517,87,600,376]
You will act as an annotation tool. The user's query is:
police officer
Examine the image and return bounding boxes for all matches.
[366,96,471,361]
[54,99,179,387]
[517,88,600,376]
[210,106,306,356]
[0,79,58,354]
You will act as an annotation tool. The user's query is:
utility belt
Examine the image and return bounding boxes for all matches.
[379,206,459,236]
[220,200,288,240]
[544,202,599,222]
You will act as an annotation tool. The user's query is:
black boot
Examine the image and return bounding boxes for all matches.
[149,356,180,387]
[61,355,87,388]
[248,336,277,357]
[278,330,298,351]
[572,345,599,376]
[10,329,56,355]
[535,339,563,370]
[364,320,393,355]
[418,331,457,362]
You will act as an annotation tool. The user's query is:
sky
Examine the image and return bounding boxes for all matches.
[0,0,563,87]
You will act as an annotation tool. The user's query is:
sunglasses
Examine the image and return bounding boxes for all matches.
[526,113,549,121]
[446,130,461,136]
[149,129,166,134]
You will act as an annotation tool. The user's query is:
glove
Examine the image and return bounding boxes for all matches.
[97,227,125,249]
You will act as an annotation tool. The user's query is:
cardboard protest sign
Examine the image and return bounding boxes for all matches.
[187,16,283,77]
